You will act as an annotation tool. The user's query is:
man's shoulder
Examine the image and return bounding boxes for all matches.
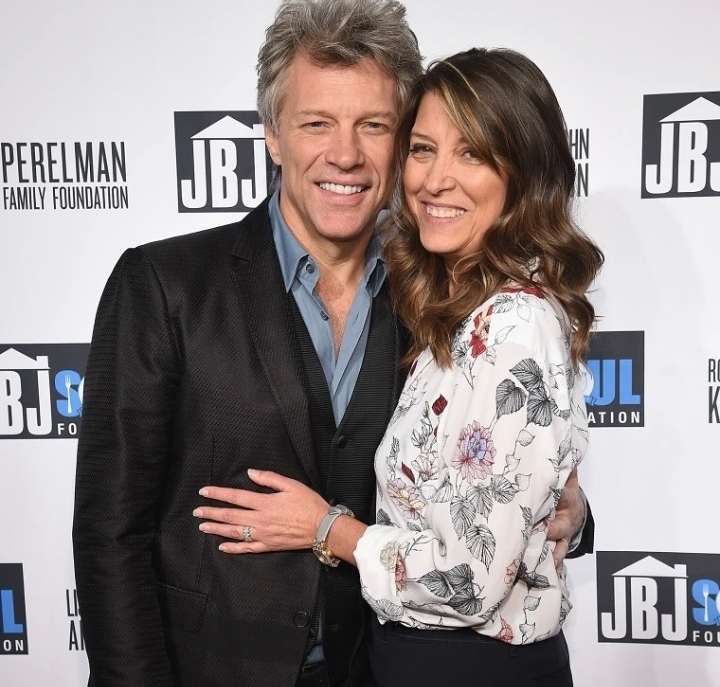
[138,201,270,257]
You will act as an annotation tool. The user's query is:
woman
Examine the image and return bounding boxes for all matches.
[198,48,602,685]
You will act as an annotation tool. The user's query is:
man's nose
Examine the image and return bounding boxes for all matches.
[325,127,364,170]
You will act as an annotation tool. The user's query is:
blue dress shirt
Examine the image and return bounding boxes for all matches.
[269,190,387,425]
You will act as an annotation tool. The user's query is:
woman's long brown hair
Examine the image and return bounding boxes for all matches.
[384,48,604,369]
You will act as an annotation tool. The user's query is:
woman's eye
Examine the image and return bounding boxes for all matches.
[409,144,433,158]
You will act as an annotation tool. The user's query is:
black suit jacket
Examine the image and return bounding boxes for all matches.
[73,201,401,687]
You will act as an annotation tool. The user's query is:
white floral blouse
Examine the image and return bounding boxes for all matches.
[353,286,589,645]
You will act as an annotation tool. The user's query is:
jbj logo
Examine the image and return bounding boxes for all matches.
[0,564,28,655]
[642,92,720,198]
[0,344,89,438]
[598,552,720,646]
[584,331,644,427]
[174,111,271,213]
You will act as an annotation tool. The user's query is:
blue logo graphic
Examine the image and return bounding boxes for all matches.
[692,579,720,626]
[584,331,644,427]
[1,590,23,633]
[0,564,28,654]
[54,369,83,418]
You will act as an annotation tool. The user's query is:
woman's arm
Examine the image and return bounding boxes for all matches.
[194,468,368,564]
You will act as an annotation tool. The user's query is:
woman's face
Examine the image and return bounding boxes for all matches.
[403,90,507,269]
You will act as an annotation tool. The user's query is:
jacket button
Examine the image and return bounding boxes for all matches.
[336,435,347,448]
[294,611,310,628]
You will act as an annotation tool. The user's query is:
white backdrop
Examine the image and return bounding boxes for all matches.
[1,0,718,685]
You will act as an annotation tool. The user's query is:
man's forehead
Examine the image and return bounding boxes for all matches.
[287,52,397,88]
[279,53,399,119]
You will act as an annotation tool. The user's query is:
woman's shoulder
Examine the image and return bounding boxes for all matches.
[473,285,564,331]
[455,285,567,362]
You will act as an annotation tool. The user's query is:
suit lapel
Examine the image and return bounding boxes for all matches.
[230,203,321,491]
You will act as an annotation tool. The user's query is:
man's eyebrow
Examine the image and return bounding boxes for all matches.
[296,109,396,121]
[296,109,330,118]
[361,110,396,121]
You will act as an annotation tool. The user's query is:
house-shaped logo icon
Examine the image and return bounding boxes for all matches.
[642,91,720,198]
[0,348,49,370]
[660,97,720,123]
[174,111,271,213]
[191,116,265,140]
[613,555,687,579]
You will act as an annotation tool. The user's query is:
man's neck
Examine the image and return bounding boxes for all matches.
[274,193,378,353]
[314,244,375,355]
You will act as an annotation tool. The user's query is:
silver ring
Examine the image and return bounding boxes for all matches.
[242,525,253,543]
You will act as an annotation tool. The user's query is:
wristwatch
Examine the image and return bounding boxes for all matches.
[312,504,354,567]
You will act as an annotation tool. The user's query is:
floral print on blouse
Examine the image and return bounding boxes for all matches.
[353,286,589,644]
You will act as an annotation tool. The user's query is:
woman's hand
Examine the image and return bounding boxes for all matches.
[193,469,329,554]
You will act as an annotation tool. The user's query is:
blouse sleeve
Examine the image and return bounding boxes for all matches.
[354,303,587,633]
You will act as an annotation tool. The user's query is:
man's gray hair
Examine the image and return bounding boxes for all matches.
[257,0,423,133]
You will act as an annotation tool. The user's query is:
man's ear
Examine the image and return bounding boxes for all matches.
[264,125,282,166]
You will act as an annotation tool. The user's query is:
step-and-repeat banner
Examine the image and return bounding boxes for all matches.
[1,1,718,685]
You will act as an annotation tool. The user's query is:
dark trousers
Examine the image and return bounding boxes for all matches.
[370,616,572,687]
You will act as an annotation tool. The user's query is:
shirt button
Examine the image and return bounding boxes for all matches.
[294,611,310,628]
[336,435,347,449]
[320,311,329,321]
[305,263,315,273]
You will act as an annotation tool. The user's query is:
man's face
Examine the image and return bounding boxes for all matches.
[265,53,396,254]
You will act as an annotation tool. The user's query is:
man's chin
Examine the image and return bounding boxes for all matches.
[317,225,376,245]
[315,211,379,243]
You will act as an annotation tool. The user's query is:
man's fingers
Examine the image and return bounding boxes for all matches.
[547,514,573,542]
[553,538,570,570]
[551,475,585,540]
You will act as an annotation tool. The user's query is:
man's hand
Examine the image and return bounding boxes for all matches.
[547,469,585,570]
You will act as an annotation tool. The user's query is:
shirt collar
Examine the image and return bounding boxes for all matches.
[268,188,386,295]
[269,190,308,292]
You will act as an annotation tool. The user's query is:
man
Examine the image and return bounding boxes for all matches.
[73,1,591,686]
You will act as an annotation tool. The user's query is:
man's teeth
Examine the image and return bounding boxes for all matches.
[319,182,365,195]
[425,204,465,218]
